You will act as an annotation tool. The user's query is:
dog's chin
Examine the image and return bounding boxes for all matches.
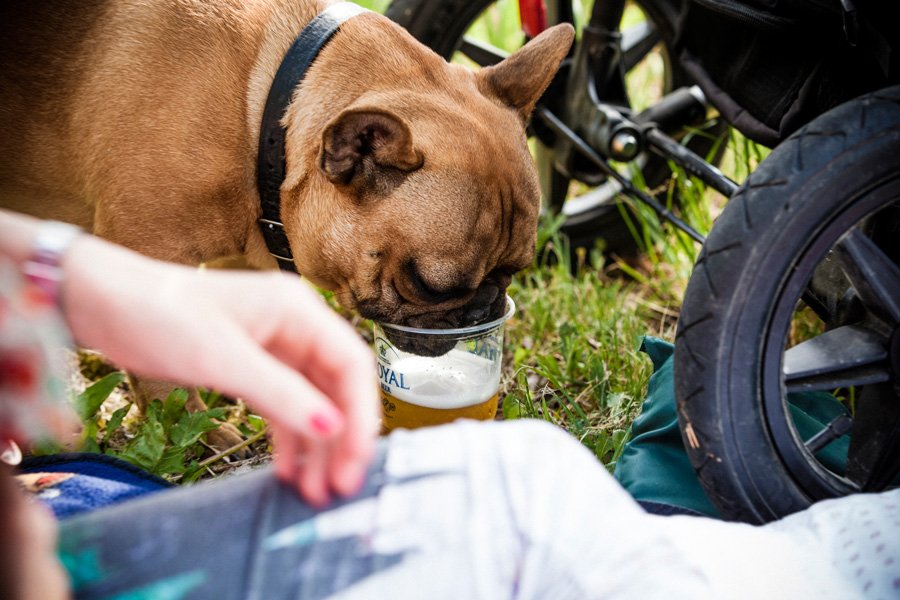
[383,329,456,358]
[373,299,506,358]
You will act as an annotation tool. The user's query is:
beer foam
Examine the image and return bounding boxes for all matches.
[387,349,499,409]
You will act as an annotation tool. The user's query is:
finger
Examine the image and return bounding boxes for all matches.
[276,338,379,498]
[211,275,379,497]
[296,335,379,420]
[263,337,378,500]
[328,435,372,498]
[272,424,299,485]
[272,424,328,506]
[258,291,381,490]
[224,316,377,502]
[297,436,331,508]
[267,331,377,433]
[195,324,346,440]
[301,347,379,452]
[270,393,373,502]
[248,279,377,413]
[324,390,379,498]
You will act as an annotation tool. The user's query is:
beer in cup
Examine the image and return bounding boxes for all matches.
[373,296,514,433]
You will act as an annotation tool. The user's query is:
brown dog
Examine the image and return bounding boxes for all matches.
[0,1,573,447]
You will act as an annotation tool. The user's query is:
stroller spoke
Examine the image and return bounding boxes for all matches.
[458,36,506,67]
[835,229,900,325]
[621,20,660,72]
[783,324,890,392]
[804,414,853,455]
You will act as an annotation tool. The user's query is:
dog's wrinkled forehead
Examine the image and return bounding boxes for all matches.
[398,144,539,258]
[404,106,539,263]
[414,102,538,210]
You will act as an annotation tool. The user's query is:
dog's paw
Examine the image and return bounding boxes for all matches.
[205,422,252,459]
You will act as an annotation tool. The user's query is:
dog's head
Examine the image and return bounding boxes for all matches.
[282,18,573,345]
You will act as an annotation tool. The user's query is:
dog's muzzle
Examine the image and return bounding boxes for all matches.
[379,285,507,357]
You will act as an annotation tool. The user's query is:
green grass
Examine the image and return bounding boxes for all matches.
[502,239,662,471]
[352,0,392,12]
[66,0,766,480]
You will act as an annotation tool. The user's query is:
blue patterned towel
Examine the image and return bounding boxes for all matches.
[17,452,171,519]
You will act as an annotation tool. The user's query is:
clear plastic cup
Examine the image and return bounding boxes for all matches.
[373,296,515,433]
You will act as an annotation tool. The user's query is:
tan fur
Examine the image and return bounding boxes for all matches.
[0,0,572,442]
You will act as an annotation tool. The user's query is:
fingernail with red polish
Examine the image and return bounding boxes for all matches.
[309,410,341,437]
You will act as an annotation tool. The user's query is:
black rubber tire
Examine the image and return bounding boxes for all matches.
[674,86,900,523]
[386,0,726,257]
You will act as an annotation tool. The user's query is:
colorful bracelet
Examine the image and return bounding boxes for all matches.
[22,220,83,308]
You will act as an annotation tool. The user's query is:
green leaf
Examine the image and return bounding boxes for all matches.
[170,409,224,449]
[182,460,205,484]
[145,399,164,423]
[156,446,188,475]
[30,438,63,456]
[74,371,126,421]
[247,414,266,433]
[199,388,223,409]
[80,420,100,453]
[162,389,189,430]
[501,394,521,419]
[103,403,132,445]
[119,409,167,471]
[206,407,227,420]
[513,347,529,369]
[534,355,564,385]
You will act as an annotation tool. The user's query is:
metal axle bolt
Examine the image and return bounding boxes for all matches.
[610,131,640,160]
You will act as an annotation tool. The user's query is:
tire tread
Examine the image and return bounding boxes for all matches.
[675,85,900,522]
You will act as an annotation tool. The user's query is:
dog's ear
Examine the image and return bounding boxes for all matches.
[320,108,423,193]
[477,23,574,121]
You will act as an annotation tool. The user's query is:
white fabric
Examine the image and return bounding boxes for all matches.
[335,419,900,600]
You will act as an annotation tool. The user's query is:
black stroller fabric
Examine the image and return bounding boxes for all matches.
[671,0,899,146]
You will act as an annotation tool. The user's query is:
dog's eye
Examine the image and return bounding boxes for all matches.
[404,260,469,303]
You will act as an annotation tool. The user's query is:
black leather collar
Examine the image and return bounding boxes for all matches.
[256,2,367,272]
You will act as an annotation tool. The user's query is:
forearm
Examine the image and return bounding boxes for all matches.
[0,209,174,351]
[59,230,181,355]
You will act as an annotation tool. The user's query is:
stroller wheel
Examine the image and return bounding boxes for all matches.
[675,85,900,523]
